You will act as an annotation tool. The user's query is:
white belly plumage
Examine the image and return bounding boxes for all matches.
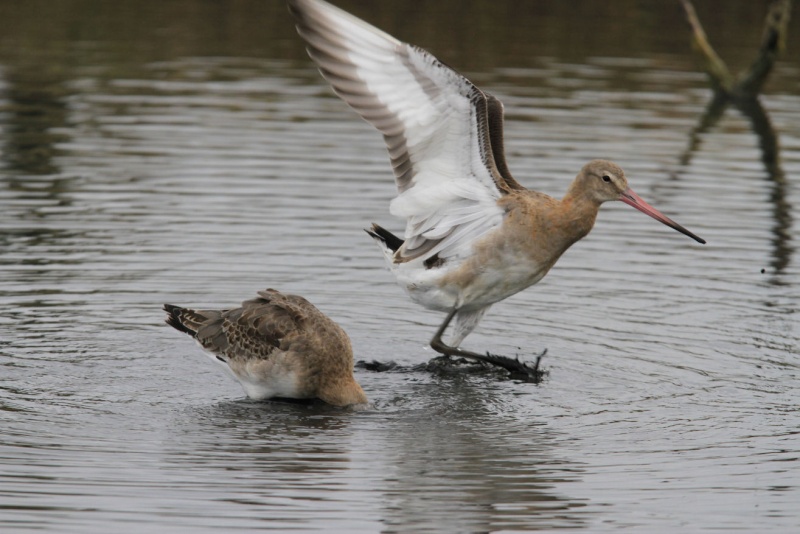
[202,348,304,400]
[392,253,550,313]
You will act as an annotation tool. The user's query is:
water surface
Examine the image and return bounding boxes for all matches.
[1,1,799,532]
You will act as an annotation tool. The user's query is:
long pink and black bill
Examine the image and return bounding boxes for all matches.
[620,188,706,244]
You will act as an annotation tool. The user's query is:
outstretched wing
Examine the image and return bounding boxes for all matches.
[289,0,525,263]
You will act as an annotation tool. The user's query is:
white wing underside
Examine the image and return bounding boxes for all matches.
[290,0,509,263]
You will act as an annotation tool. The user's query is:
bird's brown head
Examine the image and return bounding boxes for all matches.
[577,159,629,204]
[573,159,706,244]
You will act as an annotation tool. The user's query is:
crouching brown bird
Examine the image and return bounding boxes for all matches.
[164,288,367,407]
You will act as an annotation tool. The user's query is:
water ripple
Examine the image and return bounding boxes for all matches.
[1,9,799,533]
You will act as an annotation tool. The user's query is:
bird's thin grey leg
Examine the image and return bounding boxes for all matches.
[430,309,545,379]
[430,308,459,353]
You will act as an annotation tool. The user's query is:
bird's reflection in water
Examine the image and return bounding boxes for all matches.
[166,373,589,531]
[371,377,589,531]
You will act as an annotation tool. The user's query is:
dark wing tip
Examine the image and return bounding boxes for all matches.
[483,92,526,193]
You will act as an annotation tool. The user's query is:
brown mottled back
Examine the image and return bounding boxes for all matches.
[164,288,366,406]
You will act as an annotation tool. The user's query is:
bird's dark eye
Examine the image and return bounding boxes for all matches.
[602,175,611,183]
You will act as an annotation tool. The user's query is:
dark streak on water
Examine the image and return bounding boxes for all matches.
[1,1,799,532]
